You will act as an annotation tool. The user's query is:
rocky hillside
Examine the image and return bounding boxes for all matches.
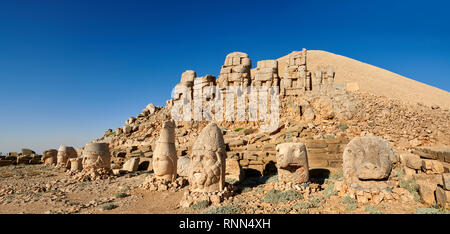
[91,50,450,177]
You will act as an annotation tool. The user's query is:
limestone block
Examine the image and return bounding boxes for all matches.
[443,173,450,190]
[418,182,437,205]
[225,158,244,182]
[402,153,422,169]
[177,156,190,177]
[435,186,450,208]
[122,157,140,172]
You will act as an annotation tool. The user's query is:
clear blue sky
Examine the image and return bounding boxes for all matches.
[1,0,449,154]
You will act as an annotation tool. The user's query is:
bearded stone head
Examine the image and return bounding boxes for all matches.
[188,123,226,193]
[276,142,309,184]
[343,136,396,190]
[81,143,111,170]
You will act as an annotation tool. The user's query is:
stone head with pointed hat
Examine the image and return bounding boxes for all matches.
[188,122,226,192]
[153,120,178,181]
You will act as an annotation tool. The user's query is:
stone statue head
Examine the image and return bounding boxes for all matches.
[153,120,177,181]
[188,123,226,192]
[276,142,309,184]
[343,136,396,190]
[180,70,196,86]
[57,145,77,168]
[82,143,111,170]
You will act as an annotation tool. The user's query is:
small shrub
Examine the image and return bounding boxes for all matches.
[341,196,356,204]
[294,196,322,209]
[102,204,118,210]
[308,196,323,208]
[265,175,278,183]
[278,207,290,213]
[323,182,338,199]
[295,202,312,209]
[233,128,244,132]
[337,124,348,131]
[364,205,386,214]
[191,200,211,210]
[297,209,309,214]
[346,203,357,211]
[240,187,253,193]
[115,192,129,198]
[263,189,303,203]
[413,208,448,214]
[203,205,242,214]
[329,172,343,180]
[225,178,239,185]
[399,179,420,202]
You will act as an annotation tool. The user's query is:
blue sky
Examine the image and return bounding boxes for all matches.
[0,0,449,154]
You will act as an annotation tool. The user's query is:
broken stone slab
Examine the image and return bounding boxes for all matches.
[421,159,444,174]
[400,153,422,170]
[443,173,450,190]
[418,182,437,205]
[435,186,450,208]
[225,158,244,183]
[122,157,140,172]
[412,146,450,162]
[177,156,190,177]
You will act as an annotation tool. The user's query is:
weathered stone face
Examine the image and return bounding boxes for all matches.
[276,143,309,184]
[188,123,226,192]
[82,143,111,170]
[57,145,78,168]
[343,136,396,190]
[153,120,177,181]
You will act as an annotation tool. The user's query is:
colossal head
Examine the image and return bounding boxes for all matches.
[343,136,396,190]
[56,145,77,168]
[276,142,309,184]
[153,120,178,181]
[81,143,111,170]
[42,149,58,165]
[188,123,226,192]
[180,70,196,87]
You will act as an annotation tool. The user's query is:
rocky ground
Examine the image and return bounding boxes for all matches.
[1,164,447,214]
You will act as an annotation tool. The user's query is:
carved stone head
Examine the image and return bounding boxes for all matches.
[188,123,226,192]
[82,143,111,170]
[153,120,177,181]
[276,142,309,184]
[343,136,396,190]
[57,145,77,168]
